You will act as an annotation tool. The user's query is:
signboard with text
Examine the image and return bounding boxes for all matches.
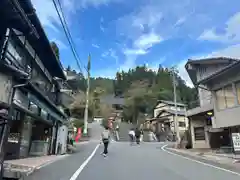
[232,133,240,153]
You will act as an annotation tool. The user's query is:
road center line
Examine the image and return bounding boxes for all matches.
[161,144,240,176]
[69,144,100,180]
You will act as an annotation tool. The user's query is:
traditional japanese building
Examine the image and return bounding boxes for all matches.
[0,0,68,159]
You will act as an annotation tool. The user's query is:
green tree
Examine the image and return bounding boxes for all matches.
[113,64,198,123]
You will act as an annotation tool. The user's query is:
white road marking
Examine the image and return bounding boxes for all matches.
[161,144,240,176]
[69,144,100,180]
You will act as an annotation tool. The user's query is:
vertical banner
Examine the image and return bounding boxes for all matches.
[75,128,82,142]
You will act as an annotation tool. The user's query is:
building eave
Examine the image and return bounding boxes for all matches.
[197,60,240,86]
[185,57,240,86]
[27,82,67,119]
[0,0,66,80]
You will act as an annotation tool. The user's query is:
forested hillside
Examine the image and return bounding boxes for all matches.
[67,64,198,123]
[113,65,198,123]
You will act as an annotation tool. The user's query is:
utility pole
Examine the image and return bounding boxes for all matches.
[83,54,91,135]
[171,67,180,147]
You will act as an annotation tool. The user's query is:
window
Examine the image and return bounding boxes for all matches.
[199,67,207,79]
[194,127,205,140]
[216,89,226,110]
[224,85,235,108]
[6,36,32,73]
[178,122,186,127]
[236,81,240,104]
[216,85,236,110]
[6,39,24,68]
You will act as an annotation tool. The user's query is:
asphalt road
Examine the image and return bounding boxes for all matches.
[25,141,240,180]
[25,123,240,180]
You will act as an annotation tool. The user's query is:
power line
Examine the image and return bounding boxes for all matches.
[56,0,86,71]
[52,0,86,74]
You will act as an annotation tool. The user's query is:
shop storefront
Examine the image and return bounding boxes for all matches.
[3,87,65,160]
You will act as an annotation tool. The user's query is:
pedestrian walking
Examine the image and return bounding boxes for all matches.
[128,128,135,145]
[140,129,144,142]
[101,126,111,157]
[135,128,141,145]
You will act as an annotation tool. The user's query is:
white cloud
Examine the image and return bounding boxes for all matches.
[31,0,122,32]
[80,0,122,8]
[198,29,222,41]
[116,3,163,41]
[134,32,163,49]
[109,49,119,64]
[120,31,163,71]
[210,44,240,59]
[31,0,60,31]
[198,12,240,43]
[101,48,119,64]
[62,0,123,10]
[119,55,137,72]
[92,44,100,48]
[123,49,148,56]
[146,57,166,72]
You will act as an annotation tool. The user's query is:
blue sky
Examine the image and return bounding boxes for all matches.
[31,0,240,86]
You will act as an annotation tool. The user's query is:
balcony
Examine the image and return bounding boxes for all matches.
[31,82,57,104]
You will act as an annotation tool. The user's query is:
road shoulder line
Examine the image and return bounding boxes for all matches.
[69,144,100,180]
[161,144,240,176]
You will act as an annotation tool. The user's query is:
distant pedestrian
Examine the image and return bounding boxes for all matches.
[140,129,144,142]
[101,126,111,157]
[135,128,141,144]
[128,128,135,145]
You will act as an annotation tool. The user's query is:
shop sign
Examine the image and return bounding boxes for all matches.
[232,133,240,152]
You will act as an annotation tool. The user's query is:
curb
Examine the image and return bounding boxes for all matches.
[161,145,240,176]
[75,141,90,146]
[3,154,69,179]
[167,147,240,162]
[164,146,240,167]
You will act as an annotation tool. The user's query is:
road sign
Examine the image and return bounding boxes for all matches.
[232,133,240,152]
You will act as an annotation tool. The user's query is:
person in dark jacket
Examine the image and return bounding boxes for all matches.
[135,128,141,144]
